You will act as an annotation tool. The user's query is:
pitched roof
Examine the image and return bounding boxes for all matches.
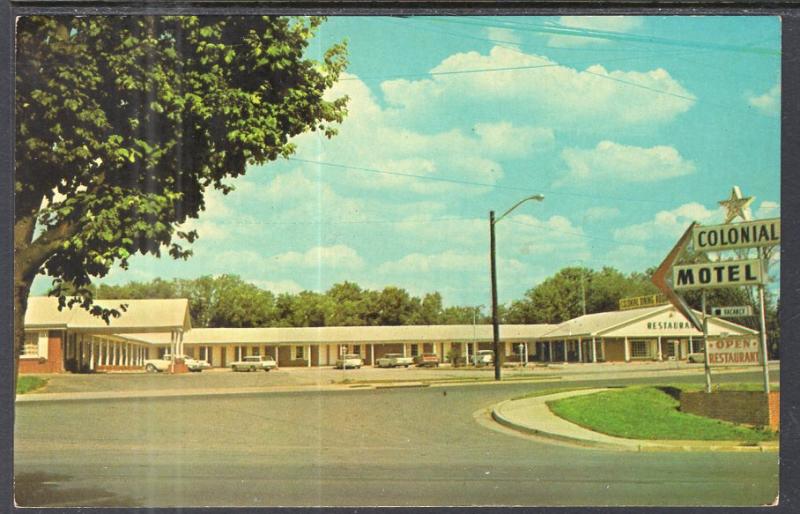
[179,323,556,345]
[24,297,191,333]
[540,304,757,339]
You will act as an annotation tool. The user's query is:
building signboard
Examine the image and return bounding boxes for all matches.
[619,294,668,311]
[706,336,761,366]
[692,218,780,252]
[672,259,764,290]
[710,305,753,317]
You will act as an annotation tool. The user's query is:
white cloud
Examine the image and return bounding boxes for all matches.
[282,74,555,196]
[473,122,554,158]
[269,244,365,270]
[557,140,695,186]
[378,250,523,275]
[583,206,621,221]
[613,202,718,243]
[549,16,644,47]
[756,200,779,218]
[748,83,780,116]
[393,213,590,258]
[486,27,522,47]
[380,46,694,127]
[252,279,304,295]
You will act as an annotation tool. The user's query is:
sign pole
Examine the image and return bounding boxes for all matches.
[701,291,712,393]
[757,249,771,394]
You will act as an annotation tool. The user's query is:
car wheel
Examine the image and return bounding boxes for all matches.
[404,365,409,368]
[146,364,157,373]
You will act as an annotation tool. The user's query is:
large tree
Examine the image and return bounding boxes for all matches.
[14,16,348,384]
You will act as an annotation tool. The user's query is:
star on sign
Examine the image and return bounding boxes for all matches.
[718,186,754,223]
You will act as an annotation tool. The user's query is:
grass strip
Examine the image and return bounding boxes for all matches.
[17,376,48,395]
[547,386,777,442]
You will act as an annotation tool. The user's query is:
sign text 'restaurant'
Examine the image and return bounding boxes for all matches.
[707,337,760,366]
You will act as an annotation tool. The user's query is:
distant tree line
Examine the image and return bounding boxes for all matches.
[92,276,486,328]
[92,265,779,358]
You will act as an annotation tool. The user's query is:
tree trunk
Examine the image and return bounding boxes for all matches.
[13,214,39,395]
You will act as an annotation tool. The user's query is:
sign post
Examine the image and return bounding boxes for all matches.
[757,248,771,394]
[701,292,711,393]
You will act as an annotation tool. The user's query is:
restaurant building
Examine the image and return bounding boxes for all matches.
[534,304,758,363]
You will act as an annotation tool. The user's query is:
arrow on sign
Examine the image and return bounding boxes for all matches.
[652,222,704,332]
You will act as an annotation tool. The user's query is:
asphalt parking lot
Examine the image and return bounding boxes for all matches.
[20,360,774,395]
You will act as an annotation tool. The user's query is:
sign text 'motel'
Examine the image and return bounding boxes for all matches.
[672,259,764,290]
[692,218,780,252]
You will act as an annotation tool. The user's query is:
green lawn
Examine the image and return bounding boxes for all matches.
[547,386,777,442]
[16,376,48,395]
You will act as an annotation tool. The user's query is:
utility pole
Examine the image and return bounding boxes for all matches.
[489,194,544,382]
[490,210,501,381]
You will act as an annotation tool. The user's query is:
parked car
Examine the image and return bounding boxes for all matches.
[473,350,494,367]
[375,353,414,368]
[144,354,210,373]
[414,353,440,367]
[687,352,705,363]
[335,354,364,369]
[230,355,277,372]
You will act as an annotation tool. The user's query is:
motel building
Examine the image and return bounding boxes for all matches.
[20,297,757,374]
[534,304,758,363]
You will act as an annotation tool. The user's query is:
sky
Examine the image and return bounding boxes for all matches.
[31,15,782,308]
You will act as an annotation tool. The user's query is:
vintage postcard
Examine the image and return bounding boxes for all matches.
[11,13,781,508]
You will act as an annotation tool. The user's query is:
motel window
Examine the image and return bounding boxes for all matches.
[251,346,260,356]
[630,340,650,359]
[22,332,40,357]
[410,344,419,357]
[295,346,304,360]
[664,340,677,358]
[352,345,361,356]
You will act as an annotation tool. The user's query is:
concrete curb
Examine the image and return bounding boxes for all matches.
[491,399,625,450]
[491,391,779,453]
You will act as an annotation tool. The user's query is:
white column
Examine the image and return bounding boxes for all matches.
[524,342,528,365]
[465,342,470,365]
[549,341,554,362]
[591,336,597,363]
[624,337,630,362]
[370,344,375,366]
[689,336,694,354]
[657,336,663,361]
[402,344,407,357]
[205,346,210,362]
[97,339,103,368]
[577,338,583,363]
[307,345,311,367]
[89,339,95,370]
[275,346,280,366]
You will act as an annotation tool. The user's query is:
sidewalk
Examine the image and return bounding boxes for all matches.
[492,389,779,453]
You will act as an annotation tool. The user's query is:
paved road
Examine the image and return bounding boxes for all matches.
[14,371,779,507]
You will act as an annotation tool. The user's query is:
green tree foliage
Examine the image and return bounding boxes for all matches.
[13,15,348,382]
[507,266,661,324]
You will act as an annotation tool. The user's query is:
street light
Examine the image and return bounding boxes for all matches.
[490,194,545,381]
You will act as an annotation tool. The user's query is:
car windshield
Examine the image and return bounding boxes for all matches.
[244,356,260,361]
[385,354,401,358]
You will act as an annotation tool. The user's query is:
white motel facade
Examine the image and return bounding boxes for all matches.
[20,296,758,374]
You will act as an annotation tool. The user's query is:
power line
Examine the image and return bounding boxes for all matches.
[423,16,780,56]
[286,157,677,205]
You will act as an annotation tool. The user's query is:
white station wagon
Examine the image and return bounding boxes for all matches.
[230,355,277,372]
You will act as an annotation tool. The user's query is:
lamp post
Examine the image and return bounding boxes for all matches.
[490,194,545,381]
